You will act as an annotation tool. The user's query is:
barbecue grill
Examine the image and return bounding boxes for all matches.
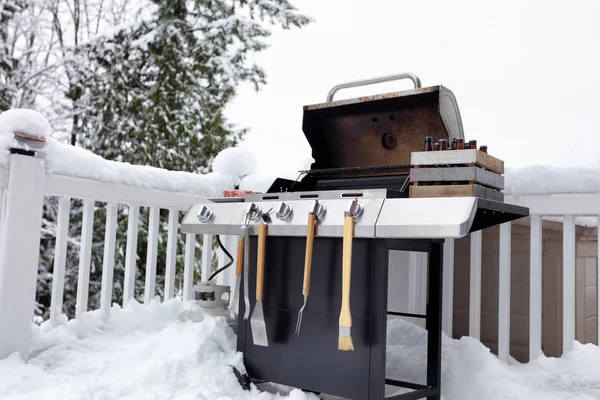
[181,73,529,400]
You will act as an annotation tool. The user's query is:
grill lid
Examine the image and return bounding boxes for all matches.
[302,73,464,171]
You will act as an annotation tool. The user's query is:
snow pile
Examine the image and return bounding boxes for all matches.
[387,318,600,400]
[0,300,313,400]
[2,301,599,400]
[212,147,258,187]
[0,109,258,198]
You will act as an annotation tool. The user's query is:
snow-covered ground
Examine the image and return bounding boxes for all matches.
[1,300,599,400]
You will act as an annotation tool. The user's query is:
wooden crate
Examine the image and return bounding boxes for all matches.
[410,149,504,174]
[409,166,504,190]
[409,183,504,202]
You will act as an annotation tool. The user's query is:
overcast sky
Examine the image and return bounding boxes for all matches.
[226,0,600,175]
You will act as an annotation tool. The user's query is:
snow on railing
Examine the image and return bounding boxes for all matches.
[0,109,252,360]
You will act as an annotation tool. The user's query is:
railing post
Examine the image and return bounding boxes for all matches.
[0,143,47,360]
[529,214,543,360]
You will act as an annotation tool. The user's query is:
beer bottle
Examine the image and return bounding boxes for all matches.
[424,136,434,151]
[434,143,440,151]
[439,139,449,151]
[456,138,465,149]
[469,140,477,150]
[480,145,488,153]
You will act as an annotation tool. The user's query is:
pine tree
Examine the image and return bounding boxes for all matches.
[0,1,19,110]
[63,0,310,311]
[77,0,310,172]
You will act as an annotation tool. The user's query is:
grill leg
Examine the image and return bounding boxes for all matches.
[426,242,443,400]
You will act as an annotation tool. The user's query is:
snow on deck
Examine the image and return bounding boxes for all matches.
[1,301,599,400]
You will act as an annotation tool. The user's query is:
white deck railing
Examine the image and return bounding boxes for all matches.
[441,193,600,362]
[0,146,239,359]
[0,141,598,363]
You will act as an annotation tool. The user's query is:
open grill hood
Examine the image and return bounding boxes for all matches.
[181,189,528,239]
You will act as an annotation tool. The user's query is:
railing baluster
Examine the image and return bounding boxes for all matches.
[529,214,543,360]
[469,230,482,339]
[227,235,239,290]
[164,209,178,300]
[498,222,512,362]
[100,203,118,319]
[183,233,195,300]
[123,204,140,307]
[201,234,213,281]
[216,235,228,286]
[144,206,160,304]
[563,215,576,353]
[75,199,95,319]
[0,189,5,244]
[50,196,71,324]
[442,238,455,337]
[408,251,427,328]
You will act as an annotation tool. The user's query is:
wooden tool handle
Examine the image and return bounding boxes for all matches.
[236,236,244,276]
[302,213,316,296]
[341,216,354,315]
[256,223,267,301]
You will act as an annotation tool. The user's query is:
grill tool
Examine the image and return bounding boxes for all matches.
[294,200,323,335]
[243,203,261,320]
[338,198,362,351]
[250,221,269,347]
[230,236,244,320]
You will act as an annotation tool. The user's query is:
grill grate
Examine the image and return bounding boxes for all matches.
[300,164,412,179]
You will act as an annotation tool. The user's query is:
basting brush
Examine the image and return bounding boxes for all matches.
[338,199,359,351]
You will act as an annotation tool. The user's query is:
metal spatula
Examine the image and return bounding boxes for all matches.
[250,222,269,347]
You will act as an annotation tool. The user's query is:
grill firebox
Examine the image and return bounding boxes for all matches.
[181,73,528,400]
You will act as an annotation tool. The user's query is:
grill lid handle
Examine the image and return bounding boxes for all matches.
[326,72,422,102]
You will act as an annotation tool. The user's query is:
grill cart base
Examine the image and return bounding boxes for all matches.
[237,237,443,400]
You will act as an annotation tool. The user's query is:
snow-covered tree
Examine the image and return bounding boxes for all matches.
[1,0,310,319]
[77,0,310,172]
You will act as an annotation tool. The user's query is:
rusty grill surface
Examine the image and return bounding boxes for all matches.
[302,85,464,172]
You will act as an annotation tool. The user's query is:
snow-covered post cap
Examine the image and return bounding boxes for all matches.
[0,109,49,154]
[211,147,258,188]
